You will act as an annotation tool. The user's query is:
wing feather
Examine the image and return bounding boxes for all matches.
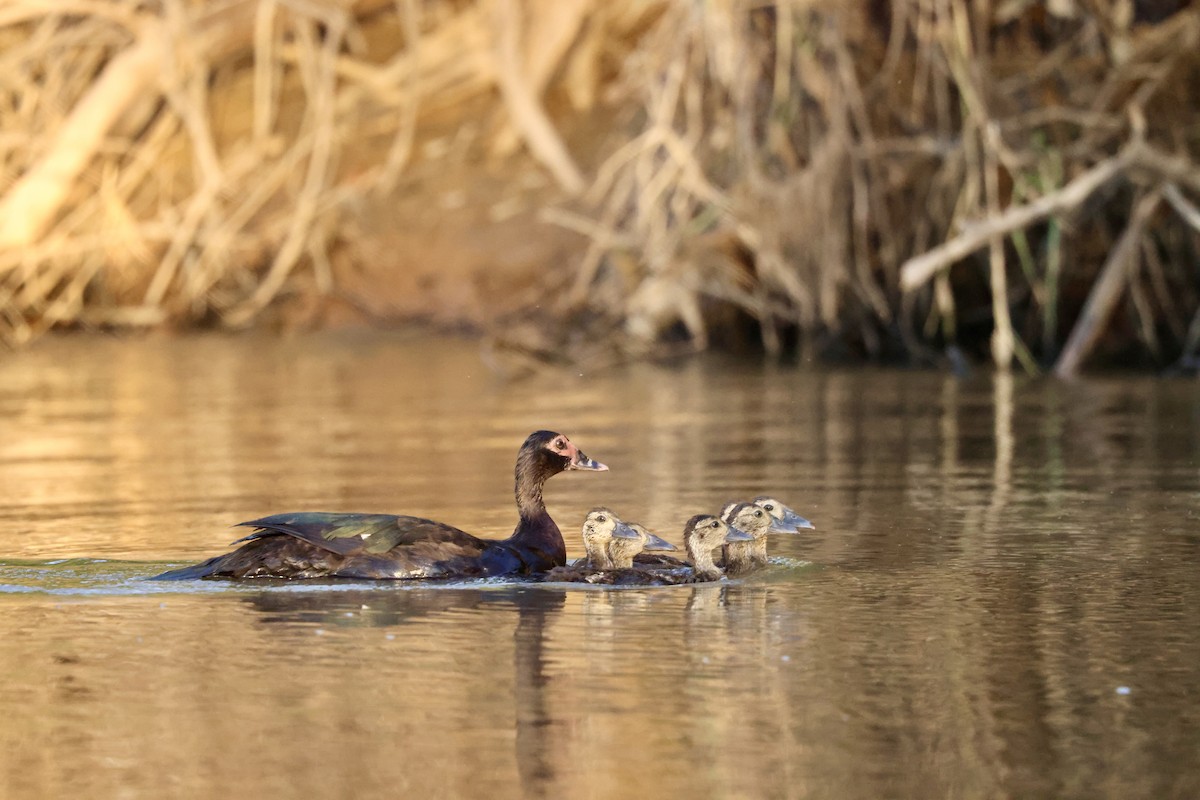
[233,512,489,558]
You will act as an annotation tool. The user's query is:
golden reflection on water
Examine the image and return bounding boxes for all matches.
[2,333,1200,799]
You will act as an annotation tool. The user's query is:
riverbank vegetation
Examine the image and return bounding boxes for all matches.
[1,1,1197,374]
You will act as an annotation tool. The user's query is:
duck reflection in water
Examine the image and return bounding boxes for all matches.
[237,585,569,799]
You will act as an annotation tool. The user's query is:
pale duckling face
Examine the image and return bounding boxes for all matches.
[721,502,776,540]
[751,496,815,532]
[685,514,754,555]
[608,521,676,569]
[627,523,677,553]
[580,508,639,569]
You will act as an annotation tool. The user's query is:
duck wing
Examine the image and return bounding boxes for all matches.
[232,512,488,556]
[631,552,690,568]
[152,512,518,580]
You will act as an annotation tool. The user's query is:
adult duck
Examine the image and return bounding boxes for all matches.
[542,509,675,583]
[152,431,607,580]
[721,497,814,576]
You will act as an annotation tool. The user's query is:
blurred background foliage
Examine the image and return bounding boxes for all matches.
[0,0,1197,374]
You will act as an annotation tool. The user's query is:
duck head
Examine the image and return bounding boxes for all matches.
[514,431,607,518]
[520,431,607,478]
[752,495,815,532]
[607,520,676,569]
[626,522,677,553]
[580,507,633,569]
[684,514,753,578]
[721,501,776,541]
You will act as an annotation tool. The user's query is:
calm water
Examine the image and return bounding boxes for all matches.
[1,332,1199,799]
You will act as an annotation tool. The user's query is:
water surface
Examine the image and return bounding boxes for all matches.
[2,333,1199,799]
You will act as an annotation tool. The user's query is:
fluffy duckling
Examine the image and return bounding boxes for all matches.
[719,496,814,576]
[542,509,673,583]
[682,514,753,582]
[542,512,749,585]
[543,508,632,580]
[608,522,676,569]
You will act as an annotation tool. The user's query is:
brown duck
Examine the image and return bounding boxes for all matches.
[152,431,607,580]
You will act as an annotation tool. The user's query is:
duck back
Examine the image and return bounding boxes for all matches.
[153,512,527,580]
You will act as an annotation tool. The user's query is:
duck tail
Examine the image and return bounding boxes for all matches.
[148,555,223,581]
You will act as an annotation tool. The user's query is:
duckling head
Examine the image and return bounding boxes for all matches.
[608,521,677,569]
[722,501,775,541]
[627,523,676,552]
[581,507,634,569]
[684,514,753,578]
[751,495,815,532]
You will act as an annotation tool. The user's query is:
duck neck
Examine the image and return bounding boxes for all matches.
[584,538,612,570]
[511,465,566,566]
[515,466,546,519]
[687,539,722,580]
[724,539,755,568]
[607,541,635,570]
[726,530,767,567]
[752,536,769,563]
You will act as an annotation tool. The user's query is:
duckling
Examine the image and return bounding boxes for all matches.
[542,508,632,580]
[543,512,750,586]
[608,522,676,569]
[667,514,754,583]
[719,501,780,577]
[608,514,752,586]
[719,496,814,576]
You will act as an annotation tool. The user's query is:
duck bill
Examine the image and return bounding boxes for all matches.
[724,527,755,543]
[641,532,677,552]
[784,510,815,531]
[566,444,608,471]
[611,522,640,540]
[770,510,815,533]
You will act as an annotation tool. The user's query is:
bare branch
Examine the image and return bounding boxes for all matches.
[1054,190,1163,378]
[900,147,1136,292]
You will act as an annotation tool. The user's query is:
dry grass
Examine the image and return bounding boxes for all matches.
[543,0,1200,374]
[0,0,647,345]
[2,1,1199,374]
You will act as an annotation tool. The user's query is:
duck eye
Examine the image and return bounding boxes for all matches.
[711,521,719,528]
[554,439,565,450]
[763,504,775,511]
[755,510,763,517]
[596,515,606,523]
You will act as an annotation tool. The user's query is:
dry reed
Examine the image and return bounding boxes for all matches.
[543,0,1200,374]
[1,1,1199,375]
[0,0,644,346]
